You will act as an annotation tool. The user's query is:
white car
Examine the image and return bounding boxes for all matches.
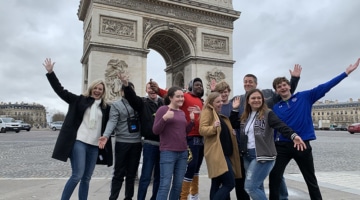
[0,117,22,133]
[50,121,63,131]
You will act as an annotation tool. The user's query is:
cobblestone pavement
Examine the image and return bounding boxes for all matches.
[1,130,360,199]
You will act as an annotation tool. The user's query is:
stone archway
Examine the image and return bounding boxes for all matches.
[77,0,240,100]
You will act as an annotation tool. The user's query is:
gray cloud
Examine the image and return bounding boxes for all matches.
[0,1,359,115]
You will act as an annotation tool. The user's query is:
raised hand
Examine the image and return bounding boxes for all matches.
[117,72,129,86]
[43,58,55,73]
[345,58,360,75]
[162,107,174,121]
[232,96,240,110]
[210,79,217,91]
[149,79,160,94]
[289,64,302,77]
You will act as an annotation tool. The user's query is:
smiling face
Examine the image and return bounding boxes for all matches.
[243,75,258,93]
[248,91,263,111]
[219,89,230,103]
[91,83,104,100]
[191,81,204,97]
[212,95,223,113]
[146,83,158,100]
[169,89,184,109]
[275,81,292,100]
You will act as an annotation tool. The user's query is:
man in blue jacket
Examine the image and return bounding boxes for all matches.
[269,58,360,200]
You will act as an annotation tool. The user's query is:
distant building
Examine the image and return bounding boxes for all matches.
[0,102,47,128]
[312,98,360,127]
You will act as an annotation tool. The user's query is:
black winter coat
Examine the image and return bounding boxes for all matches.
[46,72,113,167]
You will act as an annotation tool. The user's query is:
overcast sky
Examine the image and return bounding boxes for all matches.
[0,1,359,115]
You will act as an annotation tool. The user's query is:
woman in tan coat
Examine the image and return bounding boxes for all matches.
[199,92,241,200]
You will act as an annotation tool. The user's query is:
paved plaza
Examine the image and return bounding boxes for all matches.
[1,130,360,199]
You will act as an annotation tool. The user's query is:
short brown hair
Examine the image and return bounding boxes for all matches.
[272,77,290,90]
[214,81,231,93]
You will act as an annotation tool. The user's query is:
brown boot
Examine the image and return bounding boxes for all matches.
[189,175,200,200]
[180,181,191,200]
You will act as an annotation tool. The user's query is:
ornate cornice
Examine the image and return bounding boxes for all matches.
[80,43,149,64]
[78,0,240,28]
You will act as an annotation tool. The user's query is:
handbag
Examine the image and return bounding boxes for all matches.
[239,133,248,155]
[122,99,140,133]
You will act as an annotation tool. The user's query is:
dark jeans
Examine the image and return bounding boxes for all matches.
[137,143,160,200]
[109,142,142,200]
[234,156,250,200]
[269,141,322,200]
[210,156,235,200]
[184,136,204,181]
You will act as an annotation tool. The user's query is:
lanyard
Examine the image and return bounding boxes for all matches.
[245,111,258,135]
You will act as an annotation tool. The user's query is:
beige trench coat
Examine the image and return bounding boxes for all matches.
[199,105,241,179]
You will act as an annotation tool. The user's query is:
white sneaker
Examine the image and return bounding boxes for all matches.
[189,194,200,200]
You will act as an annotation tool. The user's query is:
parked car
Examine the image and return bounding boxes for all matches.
[347,123,360,134]
[50,121,63,131]
[0,117,22,133]
[335,125,347,131]
[15,120,32,131]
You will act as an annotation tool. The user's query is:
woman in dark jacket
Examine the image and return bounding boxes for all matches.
[43,58,112,200]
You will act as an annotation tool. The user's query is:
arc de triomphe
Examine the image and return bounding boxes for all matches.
[77,0,240,101]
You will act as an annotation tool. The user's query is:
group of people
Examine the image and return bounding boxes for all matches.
[44,57,360,200]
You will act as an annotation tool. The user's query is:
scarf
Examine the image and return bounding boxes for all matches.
[89,99,101,129]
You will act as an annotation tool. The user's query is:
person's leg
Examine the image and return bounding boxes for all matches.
[209,177,221,200]
[61,140,86,200]
[169,151,188,200]
[212,156,235,200]
[235,156,250,200]
[152,149,160,200]
[156,151,176,200]
[293,141,322,200]
[244,158,275,200]
[109,142,129,200]
[137,143,159,200]
[124,142,142,200]
[189,137,204,200]
[269,142,293,200]
[181,137,198,200]
[279,177,289,200]
[78,142,98,200]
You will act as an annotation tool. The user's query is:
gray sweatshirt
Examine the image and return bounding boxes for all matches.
[103,98,141,143]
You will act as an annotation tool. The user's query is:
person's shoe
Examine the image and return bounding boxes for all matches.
[189,194,200,200]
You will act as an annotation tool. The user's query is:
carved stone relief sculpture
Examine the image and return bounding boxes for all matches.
[205,68,226,96]
[100,15,136,40]
[202,33,229,54]
[104,59,129,101]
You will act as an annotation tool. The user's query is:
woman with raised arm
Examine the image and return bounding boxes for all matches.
[43,58,112,200]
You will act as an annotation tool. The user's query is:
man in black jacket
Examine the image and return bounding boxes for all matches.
[120,75,164,200]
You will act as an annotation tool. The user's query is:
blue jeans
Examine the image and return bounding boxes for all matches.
[243,148,275,200]
[61,140,98,200]
[109,142,142,200]
[137,143,160,200]
[279,177,289,200]
[209,156,235,200]
[184,136,204,181]
[156,150,188,200]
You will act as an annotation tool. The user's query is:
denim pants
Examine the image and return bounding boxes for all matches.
[109,142,142,200]
[137,143,160,200]
[184,136,204,181]
[243,148,275,200]
[61,140,98,200]
[209,156,235,200]
[156,150,188,200]
[269,141,322,200]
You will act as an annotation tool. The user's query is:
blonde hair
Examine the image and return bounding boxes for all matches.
[203,92,221,110]
[83,79,108,108]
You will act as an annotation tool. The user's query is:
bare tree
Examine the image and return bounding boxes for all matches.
[52,112,65,122]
